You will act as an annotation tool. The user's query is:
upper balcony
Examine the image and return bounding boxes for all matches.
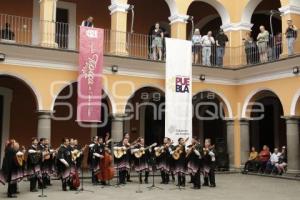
[1,12,299,69]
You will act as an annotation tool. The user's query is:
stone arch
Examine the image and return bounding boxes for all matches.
[290,89,300,116]
[193,89,233,119]
[241,88,284,118]
[0,73,42,110]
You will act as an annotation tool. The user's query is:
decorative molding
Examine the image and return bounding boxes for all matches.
[221,22,253,32]
[279,5,300,16]
[108,2,130,15]
[168,14,190,24]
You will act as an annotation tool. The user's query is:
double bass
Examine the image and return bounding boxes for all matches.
[97,138,115,182]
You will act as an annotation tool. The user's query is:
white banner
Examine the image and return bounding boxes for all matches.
[165,38,192,145]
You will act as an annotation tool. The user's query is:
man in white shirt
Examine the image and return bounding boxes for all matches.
[266,148,281,173]
[201,31,215,66]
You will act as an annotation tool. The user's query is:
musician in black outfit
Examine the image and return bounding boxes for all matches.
[37,138,47,189]
[1,140,24,198]
[172,138,187,187]
[57,137,72,191]
[27,137,42,192]
[187,137,203,189]
[114,138,131,184]
[132,138,150,184]
[202,138,216,187]
[87,136,104,185]
[124,132,133,182]
[43,138,55,186]
[155,137,171,184]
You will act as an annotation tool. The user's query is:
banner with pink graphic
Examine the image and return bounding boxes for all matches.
[77,26,104,122]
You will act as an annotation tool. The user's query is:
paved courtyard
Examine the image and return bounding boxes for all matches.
[1,174,299,200]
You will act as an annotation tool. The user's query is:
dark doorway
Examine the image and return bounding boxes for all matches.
[144,97,165,146]
[249,96,286,151]
[56,8,69,48]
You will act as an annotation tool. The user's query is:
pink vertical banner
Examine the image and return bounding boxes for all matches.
[77,26,104,122]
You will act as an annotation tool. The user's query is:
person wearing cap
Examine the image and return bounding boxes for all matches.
[215,29,229,67]
[285,19,298,56]
[192,28,202,64]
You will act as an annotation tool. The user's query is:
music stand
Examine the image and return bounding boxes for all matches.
[75,164,94,194]
[147,154,163,190]
[38,174,47,198]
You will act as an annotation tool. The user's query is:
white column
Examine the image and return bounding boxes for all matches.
[37,110,52,141]
[226,119,235,169]
[285,117,300,173]
[240,119,250,167]
[111,114,125,143]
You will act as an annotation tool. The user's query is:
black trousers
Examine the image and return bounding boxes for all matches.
[30,176,38,191]
[192,170,201,188]
[7,182,17,196]
[119,170,127,184]
[208,166,216,186]
[177,173,185,186]
[139,171,149,183]
[61,178,67,191]
[161,171,169,183]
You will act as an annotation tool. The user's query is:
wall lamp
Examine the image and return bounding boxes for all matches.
[199,74,206,81]
[0,53,6,61]
[293,66,299,75]
[111,65,119,73]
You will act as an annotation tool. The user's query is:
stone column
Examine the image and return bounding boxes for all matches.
[109,2,130,55]
[169,14,189,40]
[239,119,250,166]
[39,0,58,48]
[279,5,300,57]
[221,23,253,67]
[226,119,235,169]
[285,117,300,173]
[37,110,52,141]
[111,114,125,143]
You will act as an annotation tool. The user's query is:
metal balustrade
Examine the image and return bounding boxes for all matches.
[1,13,300,68]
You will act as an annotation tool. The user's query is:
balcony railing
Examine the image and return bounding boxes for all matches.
[1,13,300,68]
[0,13,32,45]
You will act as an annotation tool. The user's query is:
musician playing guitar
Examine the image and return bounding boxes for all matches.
[154,137,172,184]
[132,138,156,184]
[114,137,133,184]
[171,137,188,187]
[27,137,42,192]
[202,138,216,187]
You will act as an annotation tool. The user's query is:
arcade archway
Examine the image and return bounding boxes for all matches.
[246,90,286,151]
[0,75,39,163]
[51,82,112,148]
[124,87,165,145]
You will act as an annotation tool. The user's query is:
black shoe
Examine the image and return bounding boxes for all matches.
[127,179,133,182]
[192,186,200,189]
[210,184,216,188]
[30,189,38,192]
[7,194,17,198]
[144,179,148,184]
[202,183,209,187]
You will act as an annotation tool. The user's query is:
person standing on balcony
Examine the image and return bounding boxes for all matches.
[215,29,229,67]
[257,26,269,63]
[243,32,257,64]
[81,16,94,28]
[0,23,15,40]
[201,31,215,66]
[152,23,164,61]
[285,19,298,56]
[192,28,202,64]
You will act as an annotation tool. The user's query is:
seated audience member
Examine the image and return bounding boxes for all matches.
[1,23,15,40]
[258,145,270,172]
[275,146,287,175]
[243,147,258,173]
[265,148,281,173]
